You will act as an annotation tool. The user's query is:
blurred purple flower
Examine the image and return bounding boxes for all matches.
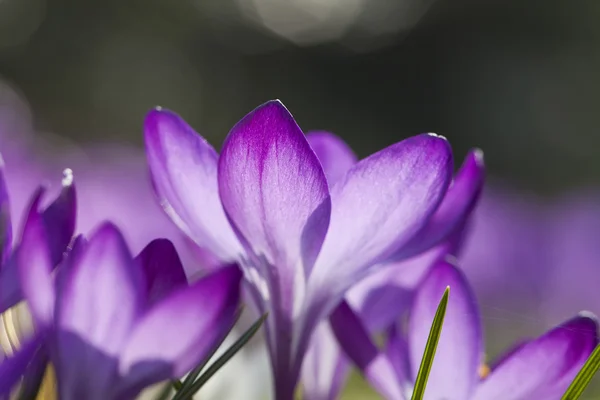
[0,164,76,314]
[332,259,598,400]
[458,188,546,319]
[459,188,600,332]
[144,100,483,398]
[0,165,75,396]
[16,208,242,400]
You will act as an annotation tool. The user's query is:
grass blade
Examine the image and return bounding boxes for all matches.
[562,344,600,400]
[411,286,450,400]
[177,313,268,400]
[171,307,244,400]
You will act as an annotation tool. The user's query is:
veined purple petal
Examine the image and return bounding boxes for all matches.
[144,108,243,262]
[218,100,331,309]
[41,168,77,266]
[134,239,187,307]
[330,301,406,400]
[302,322,350,400]
[57,223,143,356]
[0,157,12,263]
[17,192,54,328]
[471,314,599,400]
[408,260,482,400]
[393,149,485,259]
[306,131,357,186]
[119,265,242,390]
[0,335,42,397]
[308,133,452,307]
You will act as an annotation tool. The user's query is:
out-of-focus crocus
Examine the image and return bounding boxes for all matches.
[17,209,242,400]
[0,164,76,315]
[332,259,598,400]
[0,165,75,396]
[458,188,545,320]
[144,99,484,398]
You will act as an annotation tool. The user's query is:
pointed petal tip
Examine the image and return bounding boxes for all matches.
[91,221,125,241]
[250,99,293,120]
[569,311,600,333]
[61,168,74,187]
[144,107,185,137]
[426,132,447,141]
[470,148,485,165]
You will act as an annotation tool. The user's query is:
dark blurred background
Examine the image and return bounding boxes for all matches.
[1,0,599,193]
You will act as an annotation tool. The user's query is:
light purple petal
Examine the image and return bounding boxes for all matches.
[17,192,54,328]
[41,168,77,266]
[218,100,331,309]
[119,265,241,385]
[331,301,406,400]
[134,238,187,307]
[408,259,482,400]
[306,131,357,186]
[0,158,12,263]
[386,325,410,385]
[394,149,485,259]
[308,133,452,307]
[0,335,42,397]
[144,108,243,261]
[346,256,432,333]
[57,222,143,356]
[472,314,598,400]
[302,322,350,400]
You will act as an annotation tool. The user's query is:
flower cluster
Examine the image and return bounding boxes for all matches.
[0,99,596,400]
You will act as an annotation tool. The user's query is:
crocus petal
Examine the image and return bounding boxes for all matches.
[308,133,452,307]
[0,335,42,397]
[306,131,357,186]
[472,314,598,400]
[17,192,54,328]
[331,301,406,400]
[0,157,12,263]
[386,325,410,385]
[301,322,350,400]
[394,149,485,259]
[347,256,431,334]
[119,265,242,393]
[408,259,482,400]
[218,100,331,309]
[134,239,187,307]
[57,222,143,355]
[41,169,76,266]
[144,108,243,262]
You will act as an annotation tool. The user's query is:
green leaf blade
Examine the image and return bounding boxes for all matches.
[176,312,268,400]
[562,344,600,400]
[411,286,450,400]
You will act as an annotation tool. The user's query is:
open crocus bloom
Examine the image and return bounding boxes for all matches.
[17,208,242,400]
[145,100,484,398]
[331,259,599,400]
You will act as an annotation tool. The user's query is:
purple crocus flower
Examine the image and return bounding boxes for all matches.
[0,164,75,395]
[16,203,242,399]
[301,131,482,400]
[331,259,598,400]
[0,163,76,315]
[144,100,484,398]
